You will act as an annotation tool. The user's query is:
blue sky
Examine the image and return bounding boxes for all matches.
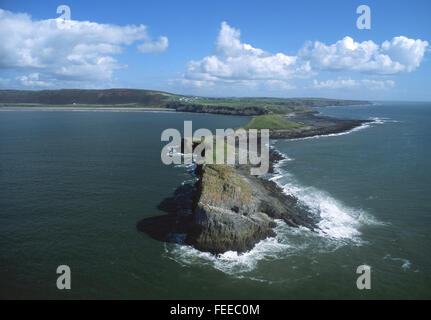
[0,0,430,100]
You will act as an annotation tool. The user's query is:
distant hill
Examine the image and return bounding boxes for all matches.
[0,89,177,106]
[0,89,370,116]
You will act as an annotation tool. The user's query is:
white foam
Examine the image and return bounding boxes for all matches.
[383,254,412,271]
[282,183,368,242]
[273,160,382,243]
[164,220,311,276]
[166,137,383,277]
[285,116,399,142]
[269,174,283,181]
[369,117,400,124]
[164,176,381,275]
[272,151,374,240]
[166,179,378,277]
[288,122,372,141]
[270,148,292,161]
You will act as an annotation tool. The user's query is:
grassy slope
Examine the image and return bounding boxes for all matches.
[0,89,179,107]
[191,115,304,167]
[243,114,304,130]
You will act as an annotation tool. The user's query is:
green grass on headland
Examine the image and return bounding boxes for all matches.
[243,114,304,130]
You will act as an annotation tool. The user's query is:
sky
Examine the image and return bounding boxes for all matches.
[0,0,430,100]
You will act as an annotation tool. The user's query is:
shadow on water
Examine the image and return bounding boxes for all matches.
[136,184,197,244]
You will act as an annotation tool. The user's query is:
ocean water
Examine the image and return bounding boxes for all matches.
[0,102,430,299]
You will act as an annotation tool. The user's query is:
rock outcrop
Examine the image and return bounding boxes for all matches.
[270,112,372,139]
[138,160,317,255]
[138,111,369,255]
[185,164,276,254]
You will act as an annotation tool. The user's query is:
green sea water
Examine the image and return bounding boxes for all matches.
[0,102,430,299]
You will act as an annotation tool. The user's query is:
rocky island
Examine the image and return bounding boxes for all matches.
[138,112,372,255]
[0,89,371,254]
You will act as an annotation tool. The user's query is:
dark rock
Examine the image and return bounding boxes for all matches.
[184,164,277,254]
[268,112,372,139]
[138,111,370,255]
[138,163,318,255]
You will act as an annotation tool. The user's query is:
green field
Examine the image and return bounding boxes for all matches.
[243,114,304,130]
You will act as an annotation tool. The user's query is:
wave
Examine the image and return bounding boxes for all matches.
[383,254,412,271]
[281,179,380,242]
[369,117,400,124]
[165,117,385,278]
[288,122,372,141]
[287,117,399,141]
[272,156,382,240]
[165,163,382,278]
[164,220,315,277]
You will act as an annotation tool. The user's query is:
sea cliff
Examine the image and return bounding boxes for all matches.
[138,111,372,254]
[138,151,317,254]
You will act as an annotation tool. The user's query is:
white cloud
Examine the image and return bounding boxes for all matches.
[185,22,312,83]
[381,36,428,72]
[313,78,395,90]
[300,36,428,75]
[138,36,169,53]
[181,22,428,92]
[0,9,168,86]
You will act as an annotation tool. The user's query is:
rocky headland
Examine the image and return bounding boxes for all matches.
[138,111,372,254]
[138,156,317,254]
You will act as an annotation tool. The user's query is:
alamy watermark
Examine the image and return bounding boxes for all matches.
[56,265,71,290]
[161,121,270,175]
[356,265,371,290]
[56,5,71,29]
[356,5,371,30]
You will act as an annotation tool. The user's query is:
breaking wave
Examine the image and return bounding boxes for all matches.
[165,162,381,278]
[288,117,398,141]
[279,173,381,243]
[164,116,385,278]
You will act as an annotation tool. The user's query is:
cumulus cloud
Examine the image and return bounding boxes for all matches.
[381,37,428,72]
[185,22,312,83]
[182,22,428,91]
[313,78,395,90]
[0,8,168,86]
[300,36,428,75]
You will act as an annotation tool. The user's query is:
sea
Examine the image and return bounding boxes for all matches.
[0,101,430,299]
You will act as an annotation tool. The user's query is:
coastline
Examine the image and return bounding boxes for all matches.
[0,90,371,116]
[139,110,371,255]
[2,101,374,254]
[270,111,372,139]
